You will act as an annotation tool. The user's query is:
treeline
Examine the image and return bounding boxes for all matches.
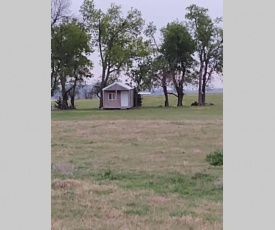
[51,0,223,109]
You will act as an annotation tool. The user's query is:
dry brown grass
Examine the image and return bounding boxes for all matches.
[52,179,222,230]
[52,120,222,173]
[52,114,222,229]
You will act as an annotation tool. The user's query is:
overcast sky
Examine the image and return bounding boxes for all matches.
[70,0,223,88]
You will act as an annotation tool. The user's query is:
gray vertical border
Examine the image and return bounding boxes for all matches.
[0,0,51,229]
[224,0,275,229]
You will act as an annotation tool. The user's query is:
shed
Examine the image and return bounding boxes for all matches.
[102,82,134,109]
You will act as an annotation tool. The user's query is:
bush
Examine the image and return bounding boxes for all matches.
[133,89,143,107]
[206,150,223,166]
[137,94,143,107]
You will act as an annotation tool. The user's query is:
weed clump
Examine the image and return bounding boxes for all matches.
[206,150,223,166]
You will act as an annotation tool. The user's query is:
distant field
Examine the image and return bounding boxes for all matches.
[51,94,223,121]
[51,94,223,230]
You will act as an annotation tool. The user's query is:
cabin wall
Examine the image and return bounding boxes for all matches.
[103,91,121,108]
[103,89,134,109]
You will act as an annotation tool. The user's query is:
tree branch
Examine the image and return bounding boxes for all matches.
[205,68,214,85]
[208,39,223,60]
[168,92,178,97]
[107,20,127,50]
[98,19,105,67]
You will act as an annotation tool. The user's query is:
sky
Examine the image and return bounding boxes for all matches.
[70,0,223,88]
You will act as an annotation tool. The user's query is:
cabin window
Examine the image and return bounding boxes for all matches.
[108,93,116,100]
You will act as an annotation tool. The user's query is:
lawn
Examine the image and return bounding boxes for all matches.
[51,94,223,230]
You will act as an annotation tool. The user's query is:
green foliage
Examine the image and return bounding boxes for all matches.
[185,4,223,104]
[137,94,142,107]
[80,0,145,81]
[133,89,143,107]
[51,18,93,108]
[160,21,195,72]
[206,150,223,166]
[127,56,155,92]
[51,19,92,72]
[160,21,196,106]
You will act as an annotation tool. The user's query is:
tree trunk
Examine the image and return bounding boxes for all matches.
[61,92,69,109]
[70,95,76,109]
[177,94,183,106]
[134,89,139,107]
[61,75,69,109]
[201,68,208,105]
[162,76,169,107]
[177,86,184,107]
[70,87,76,109]
[99,82,106,109]
[69,77,78,109]
[99,69,107,109]
[202,82,206,105]
[198,64,204,106]
[51,62,58,97]
[99,93,104,109]
[170,68,185,107]
[201,60,208,105]
[51,74,58,97]
[163,85,169,107]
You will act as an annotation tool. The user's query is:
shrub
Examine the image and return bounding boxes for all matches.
[206,150,223,166]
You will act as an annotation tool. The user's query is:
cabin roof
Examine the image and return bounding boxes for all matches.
[103,82,133,91]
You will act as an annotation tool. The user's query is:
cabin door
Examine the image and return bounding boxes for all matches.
[121,91,128,107]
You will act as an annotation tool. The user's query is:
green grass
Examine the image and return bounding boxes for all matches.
[51,94,223,230]
[51,94,223,121]
[169,210,194,217]
[52,168,222,201]
[100,170,222,201]
[124,203,150,216]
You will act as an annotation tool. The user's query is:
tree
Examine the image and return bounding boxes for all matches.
[151,55,172,107]
[51,0,71,26]
[51,18,93,109]
[126,39,155,93]
[126,56,154,107]
[144,22,172,107]
[185,4,223,105]
[160,21,195,106]
[67,66,93,109]
[80,0,146,108]
[51,0,72,97]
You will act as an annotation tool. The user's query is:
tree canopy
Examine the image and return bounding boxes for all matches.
[51,18,93,109]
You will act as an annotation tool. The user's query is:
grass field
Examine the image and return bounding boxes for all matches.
[51,94,223,230]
